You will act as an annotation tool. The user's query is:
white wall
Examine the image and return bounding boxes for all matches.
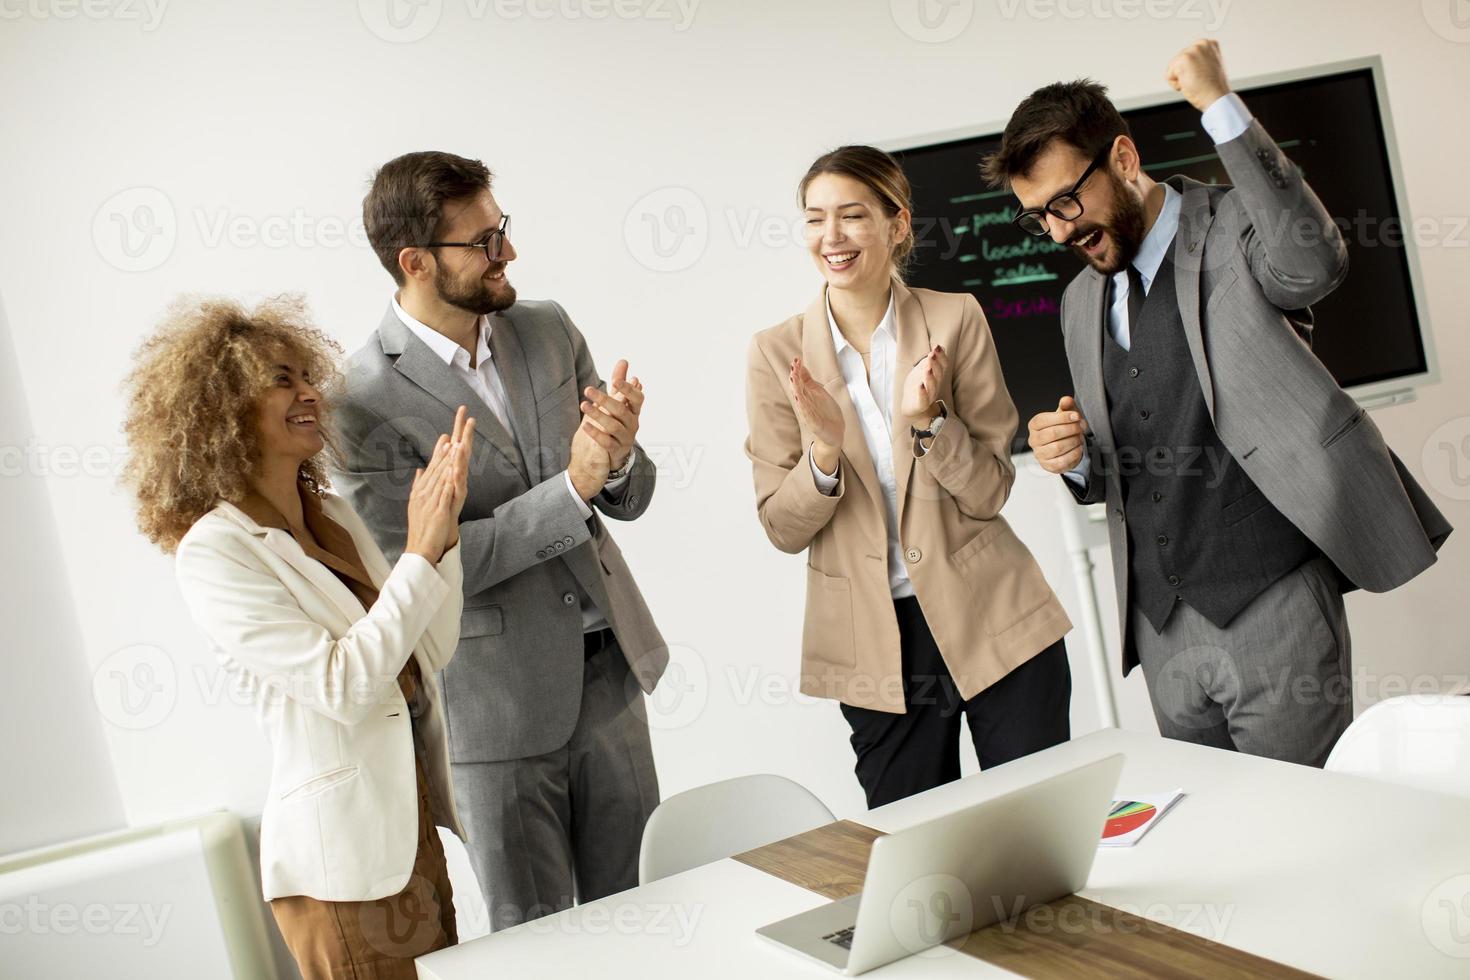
[0,292,125,854]
[2,0,1466,954]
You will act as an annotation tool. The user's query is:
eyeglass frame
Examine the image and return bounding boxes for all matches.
[1010,146,1113,238]
[423,213,512,262]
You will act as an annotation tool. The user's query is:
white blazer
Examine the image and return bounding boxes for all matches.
[174,492,466,902]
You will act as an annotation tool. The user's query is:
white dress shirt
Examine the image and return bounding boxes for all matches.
[392,297,630,631]
[1065,93,1252,490]
[806,290,945,599]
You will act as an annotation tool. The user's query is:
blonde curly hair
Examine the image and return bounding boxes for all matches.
[121,294,344,553]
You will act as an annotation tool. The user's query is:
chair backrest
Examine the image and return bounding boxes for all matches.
[1325,694,1470,798]
[638,774,835,884]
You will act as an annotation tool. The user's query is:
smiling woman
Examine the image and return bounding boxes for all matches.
[120,293,476,979]
[743,144,1074,811]
[119,294,343,553]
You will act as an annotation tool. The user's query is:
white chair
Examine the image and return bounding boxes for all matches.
[638,774,835,884]
[1325,694,1470,798]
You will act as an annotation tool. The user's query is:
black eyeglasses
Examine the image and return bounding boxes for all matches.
[424,213,512,262]
[1011,148,1111,238]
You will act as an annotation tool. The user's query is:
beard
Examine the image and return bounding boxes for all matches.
[435,261,517,315]
[1069,172,1148,276]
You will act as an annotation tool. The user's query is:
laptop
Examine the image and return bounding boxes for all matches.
[755,753,1125,975]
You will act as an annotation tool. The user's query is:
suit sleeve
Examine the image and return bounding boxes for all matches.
[1062,438,1106,505]
[330,494,465,673]
[744,333,843,555]
[913,295,1017,521]
[175,530,452,726]
[1215,116,1349,311]
[331,390,593,599]
[552,300,655,522]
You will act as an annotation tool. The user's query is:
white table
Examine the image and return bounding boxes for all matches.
[417,729,1470,978]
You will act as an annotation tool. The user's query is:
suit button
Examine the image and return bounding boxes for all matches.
[562,592,577,606]
[1114,508,1123,520]
[1129,367,1139,378]
[905,547,922,564]
[1139,409,1150,420]
[1156,534,1169,546]
[1167,574,1181,587]
[553,542,564,552]
[562,536,574,546]
[1187,241,1197,253]
[1152,492,1162,503]
[536,550,546,559]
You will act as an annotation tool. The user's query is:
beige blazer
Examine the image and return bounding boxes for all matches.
[174,492,465,902]
[745,279,1071,713]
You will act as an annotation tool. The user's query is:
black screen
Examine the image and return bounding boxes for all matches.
[893,67,1428,455]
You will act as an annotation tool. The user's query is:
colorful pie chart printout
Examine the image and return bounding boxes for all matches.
[1104,800,1157,839]
[1098,789,1184,847]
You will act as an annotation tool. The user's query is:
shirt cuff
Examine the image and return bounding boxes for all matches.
[809,444,840,496]
[1062,450,1091,489]
[564,470,593,519]
[1201,92,1252,145]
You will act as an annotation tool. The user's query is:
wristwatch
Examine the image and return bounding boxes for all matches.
[607,452,634,482]
[911,402,948,440]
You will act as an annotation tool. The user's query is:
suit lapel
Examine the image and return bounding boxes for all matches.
[219,496,438,680]
[1169,176,1218,418]
[377,305,528,485]
[1070,269,1115,459]
[214,501,368,624]
[486,312,543,483]
[888,280,930,525]
[800,289,879,505]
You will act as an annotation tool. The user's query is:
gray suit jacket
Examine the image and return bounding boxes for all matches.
[1061,119,1452,675]
[332,300,668,762]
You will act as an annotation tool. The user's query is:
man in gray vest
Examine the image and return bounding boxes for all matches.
[995,40,1451,766]
[333,151,667,928]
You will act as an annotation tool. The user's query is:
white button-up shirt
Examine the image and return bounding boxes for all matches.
[809,290,918,599]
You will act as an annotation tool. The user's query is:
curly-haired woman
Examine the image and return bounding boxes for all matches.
[121,295,476,979]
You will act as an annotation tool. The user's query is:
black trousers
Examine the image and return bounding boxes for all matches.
[839,596,1072,809]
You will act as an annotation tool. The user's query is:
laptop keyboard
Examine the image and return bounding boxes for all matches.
[822,926,855,950]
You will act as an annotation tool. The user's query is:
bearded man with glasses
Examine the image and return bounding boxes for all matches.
[989,40,1450,768]
[333,150,668,930]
